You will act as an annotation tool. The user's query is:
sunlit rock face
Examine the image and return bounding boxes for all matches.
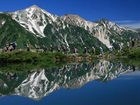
[0,60,136,100]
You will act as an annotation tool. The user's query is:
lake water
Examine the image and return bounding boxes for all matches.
[0,59,140,105]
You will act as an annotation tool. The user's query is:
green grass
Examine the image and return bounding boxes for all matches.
[0,47,139,65]
[0,51,67,64]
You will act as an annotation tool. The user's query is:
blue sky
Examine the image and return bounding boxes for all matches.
[0,0,140,28]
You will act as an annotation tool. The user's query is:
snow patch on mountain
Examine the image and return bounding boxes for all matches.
[0,20,6,28]
[93,25,112,48]
[1,20,5,25]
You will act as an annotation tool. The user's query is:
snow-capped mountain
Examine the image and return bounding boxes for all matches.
[0,5,139,51]
[10,5,76,39]
[11,5,57,38]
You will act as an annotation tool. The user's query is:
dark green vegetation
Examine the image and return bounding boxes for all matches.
[0,14,39,48]
[0,51,67,64]
[0,47,139,65]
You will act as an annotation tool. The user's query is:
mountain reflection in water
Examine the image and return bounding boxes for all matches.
[0,59,138,100]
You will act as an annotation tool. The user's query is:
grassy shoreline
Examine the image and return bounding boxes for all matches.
[0,49,139,73]
[0,47,139,64]
[0,51,66,63]
[0,51,95,64]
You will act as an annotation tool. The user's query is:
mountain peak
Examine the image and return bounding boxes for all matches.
[25,5,43,12]
[27,5,41,10]
[98,18,111,24]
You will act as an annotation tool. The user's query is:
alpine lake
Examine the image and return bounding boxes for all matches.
[0,54,140,105]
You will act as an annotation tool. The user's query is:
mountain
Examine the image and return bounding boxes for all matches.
[0,5,139,52]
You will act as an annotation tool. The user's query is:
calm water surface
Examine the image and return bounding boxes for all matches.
[0,59,140,105]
